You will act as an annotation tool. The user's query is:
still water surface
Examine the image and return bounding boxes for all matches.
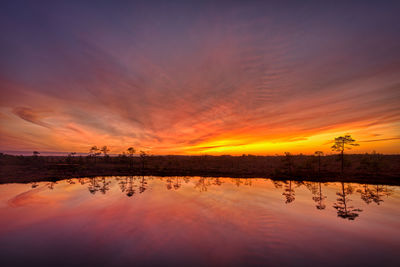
[0,176,399,266]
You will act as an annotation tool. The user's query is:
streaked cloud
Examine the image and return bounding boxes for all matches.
[0,1,399,154]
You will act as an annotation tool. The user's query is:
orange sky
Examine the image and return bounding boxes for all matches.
[0,1,399,155]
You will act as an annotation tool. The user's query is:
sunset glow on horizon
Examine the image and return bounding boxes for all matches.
[1,1,400,155]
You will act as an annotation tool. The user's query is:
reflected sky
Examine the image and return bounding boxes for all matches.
[0,177,399,266]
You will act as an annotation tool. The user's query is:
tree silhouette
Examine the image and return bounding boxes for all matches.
[282,152,294,176]
[360,151,384,176]
[331,135,359,175]
[89,146,100,163]
[127,147,136,168]
[140,151,147,170]
[67,152,76,164]
[90,146,100,156]
[333,182,362,220]
[127,147,135,155]
[100,146,110,157]
[33,151,40,157]
[314,151,323,176]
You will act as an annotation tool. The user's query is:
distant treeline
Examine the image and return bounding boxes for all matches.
[1,152,399,184]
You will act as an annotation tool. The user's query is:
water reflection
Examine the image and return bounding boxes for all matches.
[1,176,399,266]
[357,184,393,205]
[333,182,363,220]
[312,182,327,210]
[24,176,397,222]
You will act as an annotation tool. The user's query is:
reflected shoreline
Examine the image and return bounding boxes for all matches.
[2,173,399,186]
[26,176,395,221]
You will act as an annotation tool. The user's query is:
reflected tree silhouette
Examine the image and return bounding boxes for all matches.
[213,177,223,186]
[183,176,190,184]
[244,179,252,186]
[357,184,373,204]
[126,176,136,197]
[370,185,386,205]
[117,176,127,193]
[282,181,295,204]
[139,176,147,193]
[333,182,362,220]
[232,178,243,187]
[230,178,252,187]
[47,181,57,190]
[99,177,111,194]
[163,177,182,190]
[165,177,173,190]
[314,151,323,176]
[25,176,397,224]
[273,181,283,189]
[305,182,326,210]
[173,177,181,190]
[88,178,100,194]
[66,179,76,184]
[195,177,210,192]
[357,184,392,205]
[312,182,327,210]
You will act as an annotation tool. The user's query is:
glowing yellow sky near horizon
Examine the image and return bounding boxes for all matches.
[183,131,400,155]
[1,2,400,155]
[2,101,398,155]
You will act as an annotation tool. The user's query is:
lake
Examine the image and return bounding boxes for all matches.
[0,176,399,266]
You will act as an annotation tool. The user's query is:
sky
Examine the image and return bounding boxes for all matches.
[0,0,399,155]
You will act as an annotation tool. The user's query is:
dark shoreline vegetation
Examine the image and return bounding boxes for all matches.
[1,153,399,185]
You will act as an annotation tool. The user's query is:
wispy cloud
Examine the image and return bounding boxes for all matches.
[0,1,400,154]
[12,107,51,128]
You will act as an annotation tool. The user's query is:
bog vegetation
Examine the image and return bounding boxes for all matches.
[1,135,399,184]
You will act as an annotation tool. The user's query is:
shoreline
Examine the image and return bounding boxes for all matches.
[1,154,399,185]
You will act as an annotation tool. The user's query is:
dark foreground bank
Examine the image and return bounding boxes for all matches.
[1,153,399,185]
